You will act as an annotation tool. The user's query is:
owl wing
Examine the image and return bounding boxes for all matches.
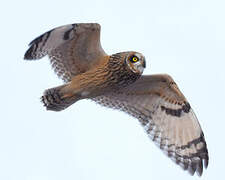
[24,23,107,82]
[93,74,208,176]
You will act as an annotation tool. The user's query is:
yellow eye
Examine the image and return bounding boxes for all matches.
[133,57,138,62]
[129,55,139,63]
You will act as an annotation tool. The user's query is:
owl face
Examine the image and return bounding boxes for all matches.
[125,52,146,75]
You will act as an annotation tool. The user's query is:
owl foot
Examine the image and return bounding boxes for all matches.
[41,85,78,111]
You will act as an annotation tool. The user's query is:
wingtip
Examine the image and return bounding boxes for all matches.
[204,157,209,169]
[24,46,34,60]
[24,51,30,60]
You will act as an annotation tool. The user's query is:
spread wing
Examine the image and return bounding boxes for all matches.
[93,74,208,176]
[24,23,107,82]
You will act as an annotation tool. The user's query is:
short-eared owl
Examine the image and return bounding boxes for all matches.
[24,23,208,176]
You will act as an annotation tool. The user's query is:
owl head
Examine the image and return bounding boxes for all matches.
[107,51,146,89]
[125,51,146,75]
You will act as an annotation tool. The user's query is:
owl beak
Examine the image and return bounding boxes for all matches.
[142,58,146,68]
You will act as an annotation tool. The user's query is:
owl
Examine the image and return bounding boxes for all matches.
[24,23,208,176]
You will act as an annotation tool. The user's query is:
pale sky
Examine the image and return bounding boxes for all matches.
[1,0,225,179]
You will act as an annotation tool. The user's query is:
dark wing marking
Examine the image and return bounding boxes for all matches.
[93,74,208,176]
[24,23,107,82]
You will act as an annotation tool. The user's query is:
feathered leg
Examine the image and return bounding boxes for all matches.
[41,84,79,111]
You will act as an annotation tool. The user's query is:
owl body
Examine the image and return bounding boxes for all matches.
[70,52,143,93]
[24,23,208,176]
[42,51,145,110]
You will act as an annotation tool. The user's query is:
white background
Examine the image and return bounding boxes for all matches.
[1,0,224,179]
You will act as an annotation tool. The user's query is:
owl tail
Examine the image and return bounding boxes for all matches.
[41,85,79,111]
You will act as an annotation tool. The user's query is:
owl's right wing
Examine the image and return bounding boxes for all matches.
[93,74,208,176]
[24,23,107,82]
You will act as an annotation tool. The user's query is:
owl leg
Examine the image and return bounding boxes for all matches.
[41,84,80,111]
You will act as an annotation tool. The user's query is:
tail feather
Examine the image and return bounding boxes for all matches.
[41,85,78,111]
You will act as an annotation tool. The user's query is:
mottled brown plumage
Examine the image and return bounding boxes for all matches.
[40,51,145,111]
[24,23,208,176]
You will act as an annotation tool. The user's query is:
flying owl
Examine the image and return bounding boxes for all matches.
[24,23,208,176]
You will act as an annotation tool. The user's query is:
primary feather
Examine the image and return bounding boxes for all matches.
[93,75,208,176]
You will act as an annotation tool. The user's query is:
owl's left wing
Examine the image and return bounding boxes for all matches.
[24,23,107,82]
[93,74,208,176]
